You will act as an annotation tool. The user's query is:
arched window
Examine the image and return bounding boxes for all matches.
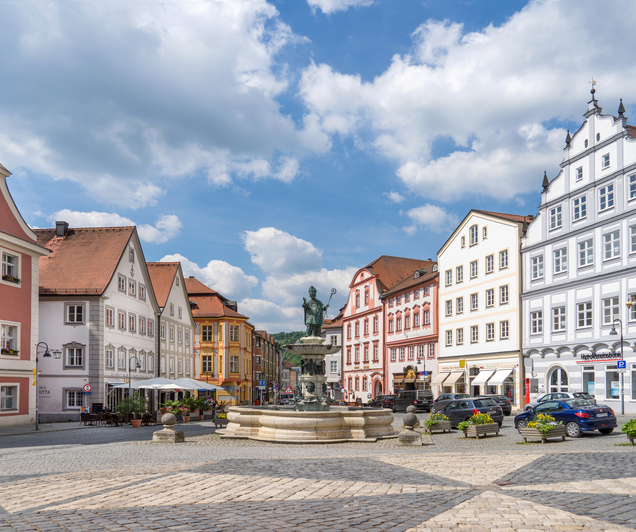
[548,367,568,392]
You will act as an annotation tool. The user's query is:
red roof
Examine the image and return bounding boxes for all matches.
[186,276,248,319]
[185,276,222,297]
[361,256,437,293]
[627,125,636,138]
[36,226,134,295]
[473,210,533,224]
[147,262,179,308]
[381,268,438,298]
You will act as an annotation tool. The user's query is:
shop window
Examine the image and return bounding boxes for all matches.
[606,365,620,399]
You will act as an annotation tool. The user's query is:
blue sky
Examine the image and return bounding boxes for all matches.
[2,0,636,331]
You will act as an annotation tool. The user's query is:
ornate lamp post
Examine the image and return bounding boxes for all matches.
[609,318,625,415]
[128,356,141,398]
[35,342,51,431]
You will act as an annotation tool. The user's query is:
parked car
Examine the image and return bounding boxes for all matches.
[430,397,504,428]
[477,394,512,416]
[434,393,470,403]
[392,390,434,412]
[524,392,597,411]
[514,399,616,438]
[368,394,397,409]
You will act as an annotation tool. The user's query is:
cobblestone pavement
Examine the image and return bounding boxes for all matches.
[0,418,635,531]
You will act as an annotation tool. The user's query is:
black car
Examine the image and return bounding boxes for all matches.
[477,394,512,416]
[431,397,504,428]
[392,390,434,412]
[368,394,397,409]
[434,393,470,403]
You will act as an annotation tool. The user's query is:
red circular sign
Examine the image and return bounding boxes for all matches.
[82,384,92,392]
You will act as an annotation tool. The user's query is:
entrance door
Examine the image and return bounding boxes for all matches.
[374,380,382,398]
[548,367,568,393]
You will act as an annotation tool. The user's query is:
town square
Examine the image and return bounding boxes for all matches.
[3,0,636,530]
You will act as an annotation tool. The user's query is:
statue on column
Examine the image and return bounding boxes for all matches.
[303,286,329,337]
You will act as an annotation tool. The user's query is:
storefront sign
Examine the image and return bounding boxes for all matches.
[576,352,621,363]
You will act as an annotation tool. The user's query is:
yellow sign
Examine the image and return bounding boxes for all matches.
[33,368,36,385]
[459,359,466,368]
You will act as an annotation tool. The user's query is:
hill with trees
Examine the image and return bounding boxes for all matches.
[272,331,304,366]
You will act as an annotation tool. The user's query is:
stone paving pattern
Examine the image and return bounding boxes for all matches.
[0,418,635,531]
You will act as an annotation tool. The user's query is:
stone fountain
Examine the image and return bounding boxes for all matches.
[219,287,397,443]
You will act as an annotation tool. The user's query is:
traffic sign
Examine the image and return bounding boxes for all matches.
[258,379,266,387]
[284,386,294,394]
[82,384,92,392]
[82,392,91,395]
[274,383,279,390]
[618,360,627,369]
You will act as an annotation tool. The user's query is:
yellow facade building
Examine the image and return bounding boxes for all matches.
[185,277,253,405]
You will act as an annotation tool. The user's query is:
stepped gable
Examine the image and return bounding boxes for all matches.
[147,262,179,308]
[36,226,134,296]
[364,255,436,292]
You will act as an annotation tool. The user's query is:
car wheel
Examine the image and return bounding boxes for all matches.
[599,428,614,435]
[566,421,581,438]
[516,418,528,429]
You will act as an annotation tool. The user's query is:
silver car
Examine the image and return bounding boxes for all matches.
[525,392,596,411]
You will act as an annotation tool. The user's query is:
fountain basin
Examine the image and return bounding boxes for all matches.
[219,406,398,443]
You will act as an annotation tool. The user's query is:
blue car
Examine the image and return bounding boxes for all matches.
[514,398,617,438]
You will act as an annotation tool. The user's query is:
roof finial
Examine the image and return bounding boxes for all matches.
[590,77,596,96]
[618,98,626,117]
[565,130,571,146]
[542,171,549,191]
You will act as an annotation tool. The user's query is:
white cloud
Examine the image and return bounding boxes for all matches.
[403,204,459,235]
[298,0,636,203]
[50,209,182,243]
[260,267,356,308]
[307,0,374,15]
[242,227,323,275]
[385,191,405,204]
[0,0,321,205]
[238,298,302,332]
[160,254,258,301]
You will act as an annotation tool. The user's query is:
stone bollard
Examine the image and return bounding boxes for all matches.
[398,405,422,446]
[152,413,185,443]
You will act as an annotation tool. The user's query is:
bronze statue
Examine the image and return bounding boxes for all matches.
[302,286,330,337]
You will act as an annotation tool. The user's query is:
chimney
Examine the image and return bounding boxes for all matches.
[55,221,69,237]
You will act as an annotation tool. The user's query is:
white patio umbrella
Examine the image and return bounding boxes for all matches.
[173,378,224,391]
[110,377,175,390]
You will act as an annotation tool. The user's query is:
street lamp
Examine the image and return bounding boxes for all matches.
[128,356,141,399]
[609,318,625,415]
[35,342,52,431]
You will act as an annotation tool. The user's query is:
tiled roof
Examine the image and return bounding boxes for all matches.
[147,262,179,308]
[381,268,438,298]
[627,125,636,138]
[473,210,533,224]
[363,256,437,293]
[185,276,222,296]
[36,226,134,295]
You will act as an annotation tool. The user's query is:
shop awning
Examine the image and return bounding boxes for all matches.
[444,372,465,385]
[470,369,495,386]
[431,372,450,385]
[488,368,513,386]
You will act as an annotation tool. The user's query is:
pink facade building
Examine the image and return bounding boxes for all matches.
[342,256,437,404]
[0,162,48,426]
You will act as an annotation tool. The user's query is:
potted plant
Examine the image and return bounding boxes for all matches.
[1,348,19,355]
[423,413,451,434]
[622,419,636,445]
[160,400,187,422]
[193,398,208,420]
[518,413,566,443]
[214,401,229,428]
[2,274,20,284]
[116,393,148,427]
[457,412,500,439]
[180,397,200,422]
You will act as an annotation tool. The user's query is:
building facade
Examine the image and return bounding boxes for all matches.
[0,162,49,426]
[253,330,278,404]
[382,267,439,396]
[522,91,636,413]
[342,256,435,404]
[147,262,195,394]
[36,223,159,419]
[322,314,343,400]
[437,210,532,409]
[186,277,253,405]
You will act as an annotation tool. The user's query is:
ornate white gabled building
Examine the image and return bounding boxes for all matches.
[522,89,636,413]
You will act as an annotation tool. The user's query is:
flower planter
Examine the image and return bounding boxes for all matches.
[427,421,452,434]
[463,423,499,439]
[519,425,566,443]
[214,417,229,428]
[131,419,142,428]
[182,415,190,423]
